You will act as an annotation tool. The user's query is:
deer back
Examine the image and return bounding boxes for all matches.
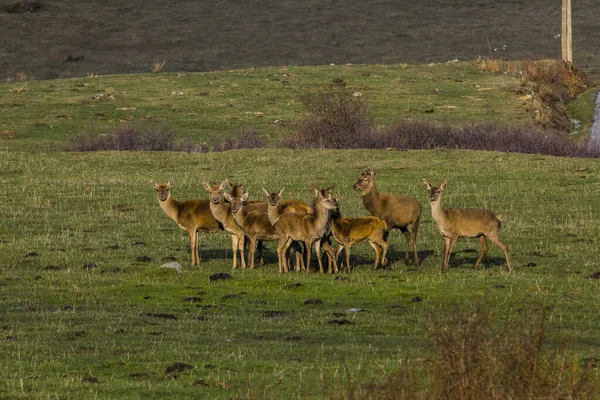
[364,190,421,229]
[178,199,222,232]
[443,208,501,238]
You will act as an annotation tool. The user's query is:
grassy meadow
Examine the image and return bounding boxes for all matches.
[1,148,600,398]
[1,62,599,398]
[1,62,530,151]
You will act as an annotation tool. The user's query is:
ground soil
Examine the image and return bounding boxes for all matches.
[1,0,599,81]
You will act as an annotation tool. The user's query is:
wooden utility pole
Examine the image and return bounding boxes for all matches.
[562,0,573,63]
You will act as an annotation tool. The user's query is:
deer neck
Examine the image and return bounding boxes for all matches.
[231,207,247,229]
[267,204,280,225]
[209,197,230,225]
[361,184,380,215]
[158,194,181,223]
[311,200,332,234]
[430,196,448,225]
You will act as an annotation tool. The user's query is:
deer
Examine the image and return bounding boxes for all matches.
[262,187,337,272]
[151,178,223,266]
[329,198,389,273]
[273,186,338,274]
[423,179,512,272]
[224,191,302,271]
[353,167,421,265]
[202,180,269,269]
[201,180,248,269]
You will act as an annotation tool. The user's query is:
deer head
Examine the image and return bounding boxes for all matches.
[202,179,229,204]
[262,187,284,206]
[152,177,174,202]
[353,168,375,192]
[224,192,249,214]
[423,179,447,202]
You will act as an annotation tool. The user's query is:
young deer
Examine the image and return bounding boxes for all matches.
[201,179,249,269]
[224,191,295,270]
[262,187,337,272]
[330,199,388,273]
[423,179,512,272]
[274,186,338,274]
[353,168,421,265]
[152,178,222,266]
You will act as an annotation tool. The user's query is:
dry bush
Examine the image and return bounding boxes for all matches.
[152,59,166,73]
[476,59,590,131]
[68,124,177,151]
[336,305,599,400]
[281,90,373,148]
[211,129,266,152]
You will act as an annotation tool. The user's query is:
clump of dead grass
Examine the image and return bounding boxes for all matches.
[332,305,599,399]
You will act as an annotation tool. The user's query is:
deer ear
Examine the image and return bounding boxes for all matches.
[313,186,321,197]
[370,170,376,178]
[262,187,270,197]
[201,179,210,190]
[423,179,432,190]
[278,188,284,196]
[223,193,233,202]
[219,180,229,191]
[151,179,159,189]
[167,177,174,188]
[241,192,249,202]
[440,180,447,190]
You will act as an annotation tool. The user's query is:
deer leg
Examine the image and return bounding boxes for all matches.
[238,233,247,269]
[277,237,288,273]
[304,241,313,274]
[344,244,352,274]
[379,237,389,267]
[411,219,420,266]
[248,237,258,269]
[230,234,239,269]
[473,235,488,270]
[487,233,512,272]
[335,244,344,273]
[442,237,451,271]
[400,227,411,265]
[444,237,458,271]
[369,241,381,271]
[189,230,198,266]
[314,240,325,274]
[257,240,265,265]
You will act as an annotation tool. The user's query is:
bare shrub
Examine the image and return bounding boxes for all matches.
[68,124,177,151]
[152,59,166,73]
[335,305,599,399]
[283,90,373,148]
[212,129,266,152]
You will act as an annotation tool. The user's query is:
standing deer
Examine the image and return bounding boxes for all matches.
[224,191,295,270]
[274,186,338,274]
[330,199,388,273]
[262,187,337,272]
[353,168,421,265]
[152,178,222,266]
[201,179,249,269]
[423,179,512,272]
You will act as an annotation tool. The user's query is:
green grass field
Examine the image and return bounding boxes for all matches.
[1,62,599,398]
[1,62,531,151]
[1,148,599,398]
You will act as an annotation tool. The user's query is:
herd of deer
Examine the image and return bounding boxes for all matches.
[151,168,512,274]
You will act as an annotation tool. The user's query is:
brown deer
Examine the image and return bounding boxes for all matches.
[423,179,512,272]
[224,191,299,270]
[262,187,337,272]
[274,186,338,274]
[151,178,222,266]
[330,199,388,273]
[201,179,248,269]
[353,168,421,265]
